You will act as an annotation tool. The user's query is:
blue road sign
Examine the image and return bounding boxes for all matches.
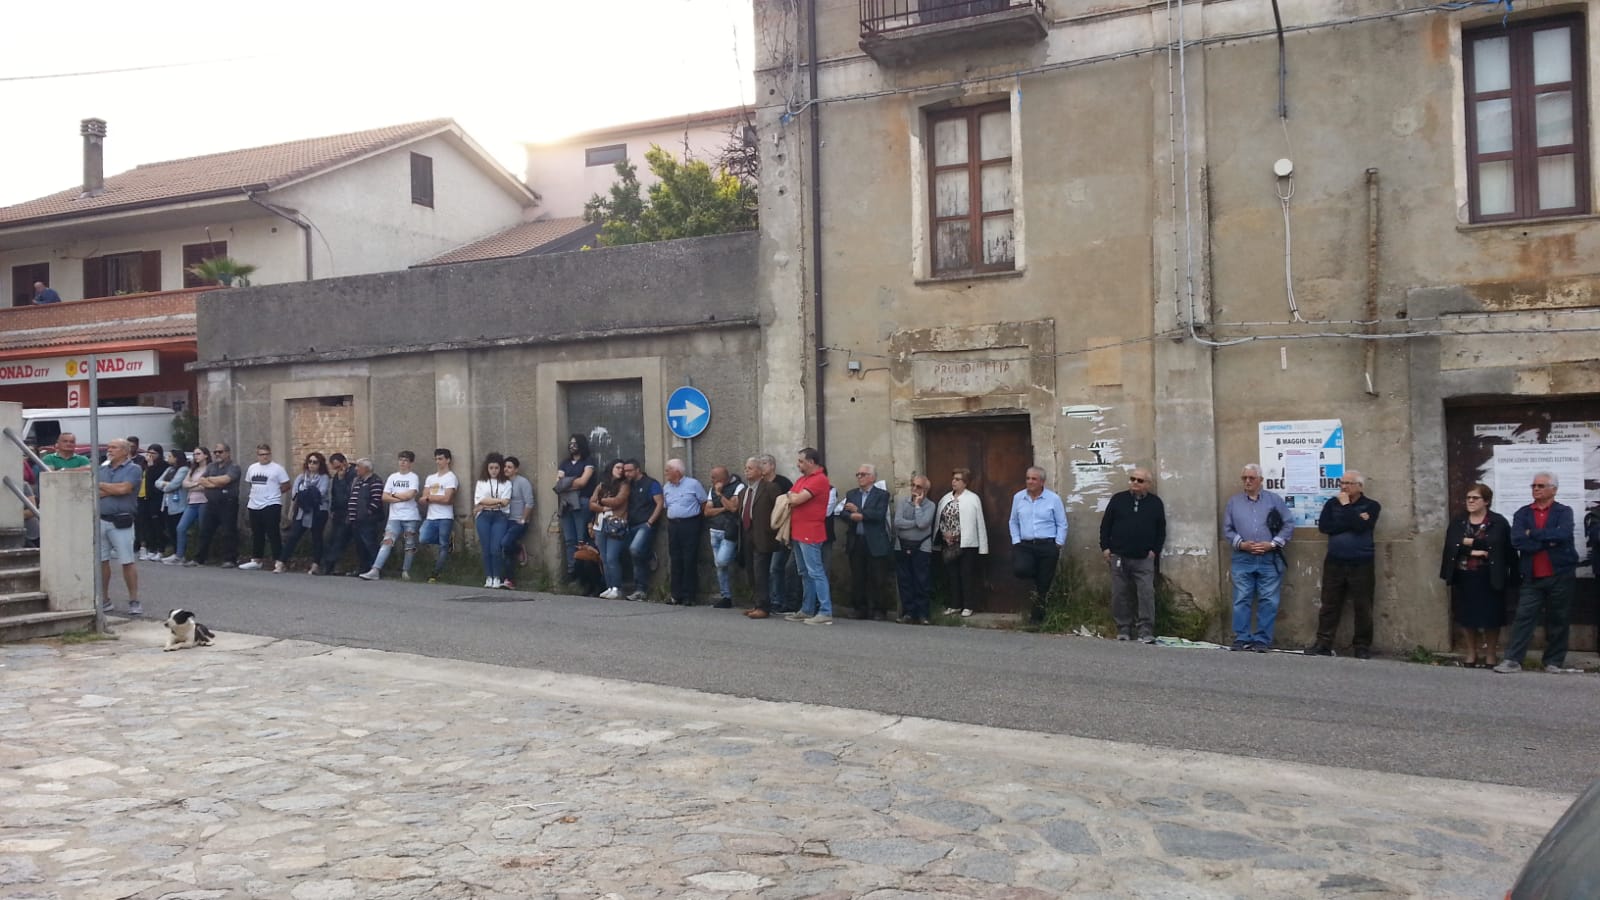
[666,386,710,440]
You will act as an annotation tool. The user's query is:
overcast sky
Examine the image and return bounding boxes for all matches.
[0,0,754,206]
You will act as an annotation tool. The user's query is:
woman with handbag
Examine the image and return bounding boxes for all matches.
[935,467,988,618]
[155,449,189,562]
[168,447,209,565]
[277,452,331,574]
[590,459,631,599]
[1440,482,1515,667]
[474,453,514,589]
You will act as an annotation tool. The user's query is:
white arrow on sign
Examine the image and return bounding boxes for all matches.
[669,398,707,427]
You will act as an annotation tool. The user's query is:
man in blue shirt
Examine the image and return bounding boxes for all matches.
[661,458,707,605]
[32,281,61,304]
[98,438,144,617]
[1222,463,1294,652]
[1009,466,1067,625]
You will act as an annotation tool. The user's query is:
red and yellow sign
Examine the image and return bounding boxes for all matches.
[0,350,158,386]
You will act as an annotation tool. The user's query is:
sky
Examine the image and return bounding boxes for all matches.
[0,0,755,206]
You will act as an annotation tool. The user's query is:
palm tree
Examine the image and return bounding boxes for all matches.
[185,256,258,287]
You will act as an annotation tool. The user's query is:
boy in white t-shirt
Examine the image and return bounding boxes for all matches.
[417,448,459,583]
[238,443,290,570]
[359,450,422,581]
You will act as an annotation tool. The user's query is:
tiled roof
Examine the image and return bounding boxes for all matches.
[414,217,598,267]
[0,287,205,354]
[0,316,196,354]
[0,119,455,227]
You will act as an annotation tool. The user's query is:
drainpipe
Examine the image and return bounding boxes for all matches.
[1363,169,1380,396]
[245,191,314,280]
[807,0,827,456]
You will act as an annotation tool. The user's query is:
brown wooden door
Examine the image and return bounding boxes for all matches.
[11,262,48,306]
[921,415,1032,613]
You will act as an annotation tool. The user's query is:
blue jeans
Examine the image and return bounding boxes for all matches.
[896,547,932,620]
[598,528,627,590]
[1231,549,1283,645]
[371,519,420,574]
[419,518,454,575]
[796,540,832,617]
[709,529,737,599]
[560,508,591,576]
[476,511,509,581]
[502,520,528,580]
[628,522,656,593]
[175,504,204,559]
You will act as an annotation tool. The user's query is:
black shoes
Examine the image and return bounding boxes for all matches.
[1306,644,1333,657]
[1353,646,1372,660]
[713,597,733,609]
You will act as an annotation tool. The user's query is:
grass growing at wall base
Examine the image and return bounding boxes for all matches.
[1036,554,1215,642]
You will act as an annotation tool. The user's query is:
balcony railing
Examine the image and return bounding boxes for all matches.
[860,0,1046,38]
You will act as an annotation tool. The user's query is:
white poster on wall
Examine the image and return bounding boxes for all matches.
[1491,444,1587,569]
[1258,419,1344,528]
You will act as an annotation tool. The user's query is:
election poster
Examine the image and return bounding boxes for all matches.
[1492,443,1587,572]
[1258,419,1344,528]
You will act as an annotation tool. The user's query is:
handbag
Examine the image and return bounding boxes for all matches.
[101,512,136,529]
[574,543,601,563]
[602,513,628,538]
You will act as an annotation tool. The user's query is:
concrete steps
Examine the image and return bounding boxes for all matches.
[0,540,92,643]
[0,609,97,642]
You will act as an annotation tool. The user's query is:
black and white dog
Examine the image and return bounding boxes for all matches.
[163,609,215,651]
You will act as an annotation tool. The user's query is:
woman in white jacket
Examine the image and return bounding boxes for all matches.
[935,468,988,617]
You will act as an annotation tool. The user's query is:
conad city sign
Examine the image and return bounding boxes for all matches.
[0,350,159,386]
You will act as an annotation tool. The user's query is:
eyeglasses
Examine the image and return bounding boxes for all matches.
[212,448,227,454]
[1241,475,1261,481]
[1465,495,1484,501]
[1129,477,1147,483]
[856,472,872,477]
[256,452,271,457]
[1338,481,1359,486]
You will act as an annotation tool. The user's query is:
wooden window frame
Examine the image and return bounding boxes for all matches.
[585,143,627,168]
[181,240,228,289]
[410,152,434,208]
[1464,14,1591,223]
[927,101,1014,276]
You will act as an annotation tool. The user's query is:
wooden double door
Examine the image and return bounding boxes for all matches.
[921,415,1034,613]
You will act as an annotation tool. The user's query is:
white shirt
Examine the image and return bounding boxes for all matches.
[424,471,459,520]
[244,461,289,511]
[384,472,422,521]
[474,478,509,514]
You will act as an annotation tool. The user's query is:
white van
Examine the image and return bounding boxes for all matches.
[21,407,177,456]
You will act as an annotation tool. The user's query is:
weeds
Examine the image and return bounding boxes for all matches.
[1405,644,1439,664]
[1036,555,1215,641]
[56,629,116,645]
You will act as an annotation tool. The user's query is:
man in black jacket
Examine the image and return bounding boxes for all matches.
[839,463,892,619]
[1100,467,1166,643]
[345,458,386,575]
[317,454,357,575]
[1308,470,1381,658]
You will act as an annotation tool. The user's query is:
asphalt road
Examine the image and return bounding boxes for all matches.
[131,563,1600,793]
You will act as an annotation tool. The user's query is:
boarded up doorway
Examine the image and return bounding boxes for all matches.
[921,415,1032,613]
[1444,396,1598,651]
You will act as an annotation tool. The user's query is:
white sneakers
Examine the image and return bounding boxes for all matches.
[960,609,973,618]
[358,569,380,581]
[599,587,620,599]
[483,578,503,589]
[160,555,180,565]
[273,561,286,574]
[238,560,262,570]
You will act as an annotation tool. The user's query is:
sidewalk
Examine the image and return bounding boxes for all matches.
[0,624,1570,899]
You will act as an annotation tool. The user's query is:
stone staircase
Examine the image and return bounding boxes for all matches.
[0,529,94,642]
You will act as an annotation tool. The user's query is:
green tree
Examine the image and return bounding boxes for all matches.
[583,145,757,247]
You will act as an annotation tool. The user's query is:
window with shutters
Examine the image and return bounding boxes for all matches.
[82,250,160,298]
[181,241,228,288]
[411,152,434,208]
[1464,15,1590,222]
[928,101,1015,275]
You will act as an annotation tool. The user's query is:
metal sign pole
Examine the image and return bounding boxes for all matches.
[88,355,103,630]
[685,377,694,477]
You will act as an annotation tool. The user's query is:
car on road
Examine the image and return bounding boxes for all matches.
[1508,777,1600,898]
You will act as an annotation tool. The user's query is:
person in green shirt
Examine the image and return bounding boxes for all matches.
[40,433,91,470]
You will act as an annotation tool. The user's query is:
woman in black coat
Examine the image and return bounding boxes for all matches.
[136,444,169,560]
[1440,481,1516,667]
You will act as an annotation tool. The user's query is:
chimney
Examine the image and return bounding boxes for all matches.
[80,118,107,198]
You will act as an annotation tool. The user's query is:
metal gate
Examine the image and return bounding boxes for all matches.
[564,380,645,466]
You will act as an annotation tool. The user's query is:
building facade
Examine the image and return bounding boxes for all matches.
[192,233,762,575]
[751,0,1600,651]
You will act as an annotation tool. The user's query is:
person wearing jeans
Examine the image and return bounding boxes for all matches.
[622,460,663,601]
[785,447,835,625]
[1496,472,1579,674]
[193,443,241,567]
[170,447,209,564]
[702,464,745,609]
[501,456,533,588]
[418,449,460,584]
[589,460,630,599]
[555,434,596,582]
[1223,463,1294,651]
[472,453,512,589]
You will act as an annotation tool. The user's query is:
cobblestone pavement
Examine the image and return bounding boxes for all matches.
[0,624,1571,899]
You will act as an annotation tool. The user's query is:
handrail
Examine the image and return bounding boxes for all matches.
[1,426,48,473]
[860,0,1043,37]
[1,475,38,519]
